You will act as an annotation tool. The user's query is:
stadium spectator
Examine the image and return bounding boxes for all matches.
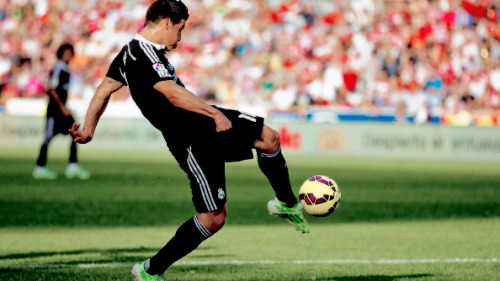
[0,0,499,124]
[272,80,297,110]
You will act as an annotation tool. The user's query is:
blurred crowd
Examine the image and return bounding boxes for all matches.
[0,0,499,122]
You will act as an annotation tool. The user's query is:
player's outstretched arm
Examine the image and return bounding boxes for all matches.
[154,80,232,132]
[69,77,124,143]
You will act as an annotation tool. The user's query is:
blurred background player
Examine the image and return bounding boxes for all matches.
[33,43,90,180]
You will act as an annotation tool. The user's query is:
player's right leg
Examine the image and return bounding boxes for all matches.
[33,117,57,179]
[254,125,310,233]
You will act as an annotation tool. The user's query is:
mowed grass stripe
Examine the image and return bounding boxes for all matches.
[2,258,499,269]
[1,220,498,266]
[1,149,499,226]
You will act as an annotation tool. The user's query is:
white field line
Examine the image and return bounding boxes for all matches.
[0,258,498,269]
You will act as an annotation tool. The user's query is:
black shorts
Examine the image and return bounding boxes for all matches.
[168,108,264,213]
[45,115,75,138]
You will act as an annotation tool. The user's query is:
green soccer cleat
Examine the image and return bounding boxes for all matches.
[267,197,310,233]
[65,164,90,179]
[32,167,57,180]
[132,262,164,281]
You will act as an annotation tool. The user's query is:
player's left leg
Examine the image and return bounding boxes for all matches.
[254,125,310,233]
[213,108,309,233]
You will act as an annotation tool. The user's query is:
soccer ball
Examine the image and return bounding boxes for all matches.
[299,175,341,217]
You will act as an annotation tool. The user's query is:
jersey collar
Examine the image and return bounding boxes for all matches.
[133,34,166,50]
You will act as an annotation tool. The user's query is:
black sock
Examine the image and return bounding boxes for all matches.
[36,143,49,166]
[257,146,297,207]
[147,215,212,275]
[69,141,77,163]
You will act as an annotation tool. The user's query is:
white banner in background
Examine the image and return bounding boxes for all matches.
[1,115,499,161]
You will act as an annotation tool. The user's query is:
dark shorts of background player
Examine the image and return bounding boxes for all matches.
[45,115,75,138]
[167,108,264,214]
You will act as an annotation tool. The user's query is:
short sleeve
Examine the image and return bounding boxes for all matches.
[106,50,128,86]
[49,68,60,89]
[108,42,180,89]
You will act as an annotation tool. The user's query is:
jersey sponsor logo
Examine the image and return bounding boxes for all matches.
[153,63,168,72]
[153,63,171,78]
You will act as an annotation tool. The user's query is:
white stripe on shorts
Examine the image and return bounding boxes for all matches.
[187,147,217,212]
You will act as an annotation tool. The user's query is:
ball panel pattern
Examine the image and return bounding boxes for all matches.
[299,175,341,217]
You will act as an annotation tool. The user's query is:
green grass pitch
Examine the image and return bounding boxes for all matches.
[0,147,499,280]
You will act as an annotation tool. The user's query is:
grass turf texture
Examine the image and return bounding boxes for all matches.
[1,222,499,280]
[0,147,499,280]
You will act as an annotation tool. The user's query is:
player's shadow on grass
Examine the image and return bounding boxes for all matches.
[0,246,231,264]
[315,274,433,281]
[0,247,156,260]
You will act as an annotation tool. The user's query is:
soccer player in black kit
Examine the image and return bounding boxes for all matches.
[33,43,90,180]
[69,1,309,280]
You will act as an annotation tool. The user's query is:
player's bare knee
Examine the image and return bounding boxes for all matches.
[199,208,226,233]
[256,126,279,154]
[207,213,226,233]
[272,129,280,150]
[264,128,280,153]
[213,213,226,231]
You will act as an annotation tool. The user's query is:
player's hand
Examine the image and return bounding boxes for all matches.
[214,110,232,132]
[69,122,93,144]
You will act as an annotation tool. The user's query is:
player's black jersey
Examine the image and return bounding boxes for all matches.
[47,60,71,117]
[106,34,214,146]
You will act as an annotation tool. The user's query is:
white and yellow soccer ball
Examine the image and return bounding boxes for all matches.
[299,175,341,217]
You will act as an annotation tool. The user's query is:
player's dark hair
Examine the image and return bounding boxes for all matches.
[56,43,74,59]
[144,0,189,27]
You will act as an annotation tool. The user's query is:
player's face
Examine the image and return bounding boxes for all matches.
[61,49,74,64]
[164,19,185,51]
